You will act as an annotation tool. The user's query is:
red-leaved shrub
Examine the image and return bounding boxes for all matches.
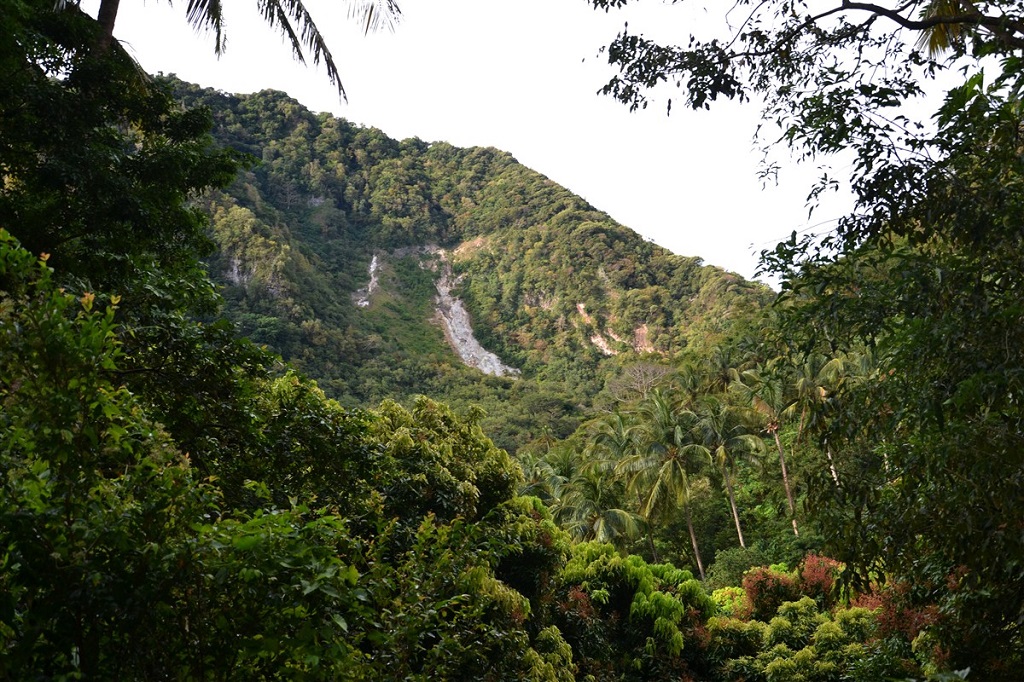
[742,566,800,621]
[859,582,940,641]
[799,553,842,607]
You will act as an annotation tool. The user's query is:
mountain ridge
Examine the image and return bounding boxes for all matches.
[172,78,773,452]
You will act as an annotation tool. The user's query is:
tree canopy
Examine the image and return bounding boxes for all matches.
[591,0,1024,673]
[2,0,1021,676]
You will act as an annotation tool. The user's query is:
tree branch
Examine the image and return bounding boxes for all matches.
[840,0,1024,49]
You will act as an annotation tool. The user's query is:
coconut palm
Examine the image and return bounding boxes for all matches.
[518,450,564,503]
[584,411,639,469]
[786,353,848,485]
[916,0,970,55]
[79,0,400,98]
[543,441,584,483]
[532,414,642,549]
[692,394,764,548]
[697,344,750,395]
[617,389,709,578]
[552,466,640,548]
[733,362,800,536]
[788,354,846,443]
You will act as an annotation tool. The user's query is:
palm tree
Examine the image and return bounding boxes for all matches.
[528,416,641,549]
[696,344,749,395]
[788,354,844,443]
[787,353,847,486]
[733,362,800,536]
[552,466,640,548]
[81,0,400,99]
[617,390,709,578]
[518,450,565,504]
[584,411,639,469]
[692,394,764,549]
[544,442,584,484]
[916,0,970,55]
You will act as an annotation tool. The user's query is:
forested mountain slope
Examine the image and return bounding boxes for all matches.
[173,80,771,452]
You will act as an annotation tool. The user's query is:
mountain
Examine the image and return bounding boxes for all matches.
[172,79,773,453]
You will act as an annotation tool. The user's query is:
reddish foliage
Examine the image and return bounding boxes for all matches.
[799,553,842,606]
[863,582,941,641]
[742,567,800,621]
[850,591,884,612]
[561,585,596,623]
[684,607,713,650]
[945,564,969,592]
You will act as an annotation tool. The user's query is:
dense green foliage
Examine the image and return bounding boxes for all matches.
[589,0,1024,676]
[3,217,931,677]
[774,79,1024,673]
[165,80,770,453]
[2,0,1021,678]
[0,234,560,677]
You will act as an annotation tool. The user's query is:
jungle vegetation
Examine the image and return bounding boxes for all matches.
[167,78,771,455]
[1,0,1021,679]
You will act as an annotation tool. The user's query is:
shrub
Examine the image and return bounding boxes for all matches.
[711,586,750,619]
[743,565,801,621]
[798,553,843,608]
[705,545,770,591]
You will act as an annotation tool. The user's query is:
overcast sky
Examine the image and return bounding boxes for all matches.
[93,0,854,282]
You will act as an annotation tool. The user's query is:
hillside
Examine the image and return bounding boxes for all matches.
[173,80,772,452]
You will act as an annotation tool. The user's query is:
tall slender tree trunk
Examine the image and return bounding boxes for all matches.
[640,491,660,563]
[684,504,705,580]
[724,469,746,548]
[95,0,121,52]
[825,444,840,486]
[646,529,660,564]
[800,406,841,487]
[772,430,799,536]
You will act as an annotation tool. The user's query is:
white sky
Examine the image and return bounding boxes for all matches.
[95,0,855,282]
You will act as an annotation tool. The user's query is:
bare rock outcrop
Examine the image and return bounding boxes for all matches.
[352,254,381,308]
[577,302,619,356]
[633,323,656,354]
[353,245,519,377]
[435,252,520,377]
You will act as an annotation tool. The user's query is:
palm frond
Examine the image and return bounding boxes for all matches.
[594,508,641,544]
[348,0,401,35]
[186,0,225,54]
[915,0,969,56]
[246,0,400,101]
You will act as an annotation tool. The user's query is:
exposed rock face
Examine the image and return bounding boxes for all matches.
[353,245,519,377]
[523,292,556,310]
[352,254,380,308]
[226,255,284,298]
[225,256,252,288]
[434,251,520,378]
[633,323,655,354]
[590,334,617,356]
[577,302,619,356]
[575,303,660,356]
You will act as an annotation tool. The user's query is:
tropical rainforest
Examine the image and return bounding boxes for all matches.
[1,0,1022,680]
